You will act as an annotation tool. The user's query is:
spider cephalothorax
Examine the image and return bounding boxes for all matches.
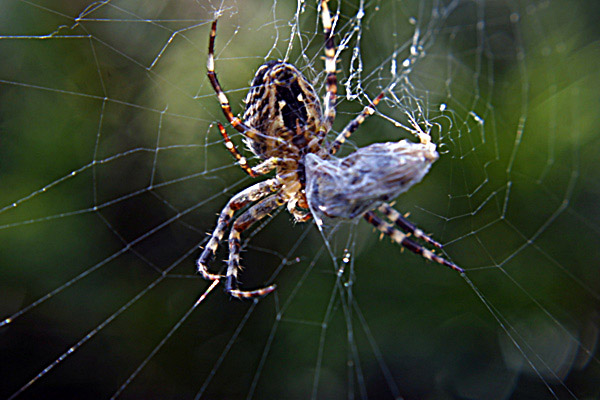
[198,0,462,299]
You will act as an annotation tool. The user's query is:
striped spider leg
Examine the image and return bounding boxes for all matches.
[320,0,338,132]
[327,92,385,156]
[376,202,443,249]
[363,211,463,273]
[196,178,280,278]
[197,178,282,298]
[216,122,281,177]
[207,21,269,143]
[226,194,285,299]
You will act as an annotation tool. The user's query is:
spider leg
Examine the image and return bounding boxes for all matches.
[328,92,384,156]
[320,0,337,132]
[291,206,312,222]
[363,211,463,273]
[377,203,443,248]
[216,123,280,177]
[197,178,281,281]
[207,20,264,142]
[227,194,285,299]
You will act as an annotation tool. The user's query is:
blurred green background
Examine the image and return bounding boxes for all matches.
[1,0,599,399]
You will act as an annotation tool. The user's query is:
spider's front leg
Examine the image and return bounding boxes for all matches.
[197,178,281,281]
[363,211,463,273]
[227,194,285,299]
[377,203,442,248]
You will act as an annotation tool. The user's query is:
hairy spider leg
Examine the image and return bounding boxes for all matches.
[227,194,285,299]
[320,0,337,132]
[216,122,281,177]
[207,20,268,144]
[377,203,443,248]
[363,211,463,273]
[197,178,281,281]
[328,92,385,155]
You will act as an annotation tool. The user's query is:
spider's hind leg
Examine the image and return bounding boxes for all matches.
[216,123,280,177]
[227,195,285,299]
[363,211,463,273]
[320,0,337,132]
[207,19,267,143]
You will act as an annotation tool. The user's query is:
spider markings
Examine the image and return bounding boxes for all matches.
[198,0,462,299]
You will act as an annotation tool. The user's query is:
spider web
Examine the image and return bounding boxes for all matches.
[1,0,599,399]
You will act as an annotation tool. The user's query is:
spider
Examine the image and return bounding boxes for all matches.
[198,0,463,299]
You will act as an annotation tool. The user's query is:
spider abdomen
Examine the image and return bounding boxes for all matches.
[242,61,325,160]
